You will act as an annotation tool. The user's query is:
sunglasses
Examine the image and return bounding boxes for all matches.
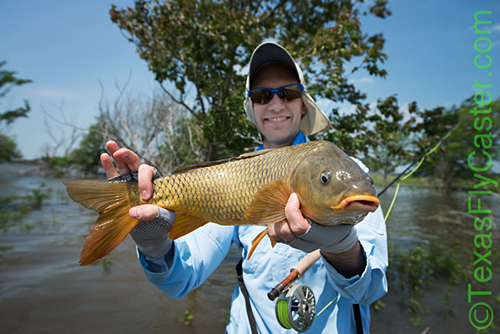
[247,84,304,104]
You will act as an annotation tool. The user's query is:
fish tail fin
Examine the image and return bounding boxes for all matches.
[247,228,275,260]
[63,180,140,266]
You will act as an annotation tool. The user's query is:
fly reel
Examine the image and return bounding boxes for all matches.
[275,283,316,332]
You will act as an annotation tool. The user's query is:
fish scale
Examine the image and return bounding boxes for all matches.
[135,141,321,225]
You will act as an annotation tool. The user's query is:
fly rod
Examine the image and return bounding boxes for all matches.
[377,113,471,197]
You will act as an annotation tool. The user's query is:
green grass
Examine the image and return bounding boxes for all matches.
[376,239,478,326]
[177,310,194,326]
[0,184,51,227]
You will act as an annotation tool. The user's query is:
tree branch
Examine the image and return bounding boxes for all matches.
[159,82,200,120]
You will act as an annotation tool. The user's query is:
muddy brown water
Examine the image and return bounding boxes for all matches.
[0,164,498,333]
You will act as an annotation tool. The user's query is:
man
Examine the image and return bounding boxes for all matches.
[101,42,388,333]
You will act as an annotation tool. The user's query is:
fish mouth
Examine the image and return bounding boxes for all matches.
[331,195,380,213]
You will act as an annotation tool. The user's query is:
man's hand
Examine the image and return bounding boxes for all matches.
[102,140,177,259]
[268,192,366,277]
[130,207,176,259]
[268,193,309,242]
[268,193,357,253]
[101,140,158,221]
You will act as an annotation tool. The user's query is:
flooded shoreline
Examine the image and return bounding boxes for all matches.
[0,168,499,333]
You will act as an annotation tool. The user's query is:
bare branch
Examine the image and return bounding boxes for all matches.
[98,83,204,174]
[234,129,261,146]
[63,127,81,157]
[159,82,200,120]
[40,105,87,132]
[264,0,287,20]
[41,105,84,157]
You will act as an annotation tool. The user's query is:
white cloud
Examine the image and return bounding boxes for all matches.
[34,89,78,99]
[315,99,333,113]
[337,103,358,116]
[351,77,375,84]
[468,23,500,32]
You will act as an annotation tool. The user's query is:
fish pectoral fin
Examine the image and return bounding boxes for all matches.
[244,179,290,225]
[169,213,208,240]
[247,228,269,260]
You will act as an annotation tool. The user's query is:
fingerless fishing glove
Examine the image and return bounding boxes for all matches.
[285,219,358,254]
[108,170,176,259]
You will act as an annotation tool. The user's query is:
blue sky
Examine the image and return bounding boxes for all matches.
[1,0,499,160]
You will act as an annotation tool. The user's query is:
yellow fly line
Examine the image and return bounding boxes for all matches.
[384,129,456,222]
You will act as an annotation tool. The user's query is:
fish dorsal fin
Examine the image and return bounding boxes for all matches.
[172,149,275,175]
[239,148,274,158]
[247,228,278,260]
[172,160,233,174]
[169,212,208,240]
[244,179,291,225]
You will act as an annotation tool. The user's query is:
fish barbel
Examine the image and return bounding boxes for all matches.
[64,141,380,266]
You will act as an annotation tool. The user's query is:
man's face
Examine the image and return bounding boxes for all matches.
[251,64,307,149]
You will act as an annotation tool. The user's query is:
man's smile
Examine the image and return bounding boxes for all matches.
[265,116,290,122]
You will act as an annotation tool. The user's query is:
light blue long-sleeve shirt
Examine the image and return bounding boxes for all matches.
[138,131,388,333]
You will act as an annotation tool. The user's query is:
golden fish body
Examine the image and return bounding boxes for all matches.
[135,140,322,230]
[64,141,380,265]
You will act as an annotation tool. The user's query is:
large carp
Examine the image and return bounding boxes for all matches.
[64,141,380,266]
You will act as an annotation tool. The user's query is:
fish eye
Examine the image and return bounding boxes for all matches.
[367,176,373,185]
[320,169,333,184]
